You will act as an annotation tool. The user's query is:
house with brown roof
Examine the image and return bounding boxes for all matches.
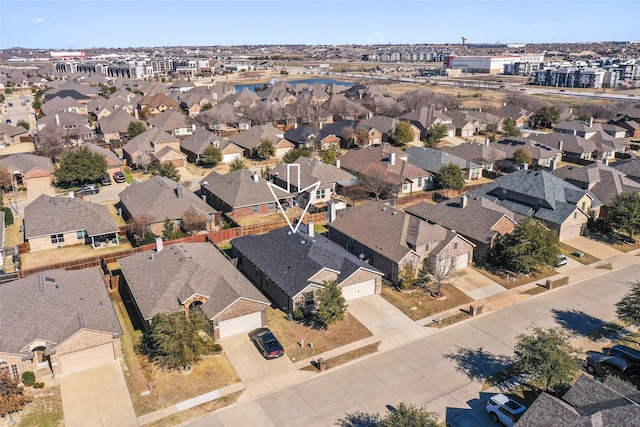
[36,112,96,142]
[441,142,507,172]
[317,120,383,148]
[40,96,88,116]
[122,127,187,168]
[405,194,516,262]
[24,195,121,252]
[83,142,123,174]
[0,268,123,377]
[200,169,292,219]
[87,89,140,120]
[0,123,29,147]
[360,116,421,146]
[138,92,181,117]
[147,109,195,138]
[228,124,294,158]
[118,241,270,339]
[180,128,243,164]
[328,201,474,283]
[0,153,53,190]
[337,143,434,196]
[406,146,484,180]
[96,109,140,143]
[535,133,616,162]
[119,176,219,236]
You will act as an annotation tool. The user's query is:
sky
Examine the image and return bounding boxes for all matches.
[1,0,638,49]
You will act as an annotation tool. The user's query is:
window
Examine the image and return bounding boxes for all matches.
[268,202,275,211]
[454,242,459,250]
[305,291,314,307]
[402,184,408,191]
[418,177,423,187]
[581,201,587,211]
[11,365,18,379]
[252,205,258,213]
[76,230,86,239]
[315,189,326,200]
[574,212,578,219]
[51,234,64,244]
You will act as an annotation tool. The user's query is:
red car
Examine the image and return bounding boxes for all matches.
[113,171,126,183]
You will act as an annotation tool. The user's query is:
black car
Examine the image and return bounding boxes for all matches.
[608,344,640,365]
[585,352,640,386]
[249,327,284,359]
[113,171,126,183]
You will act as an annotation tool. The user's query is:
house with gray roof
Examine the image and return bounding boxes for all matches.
[83,142,123,174]
[0,153,53,190]
[232,224,384,313]
[200,169,292,219]
[180,127,243,164]
[611,157,640,184]
[118,242,270,339]
[405,194,516,262]
[441,142,507,172]
[122,127,187,168]
[228,124,294,158]
[24,195,120,252]
[535,133,616,162]
[146,109,195,138]
[40,96,88,116]
[493,137,563,170]
[406,146,484,180]
[328,201,474,283]
[0,123,29,147]
[0,268,123,377]
[360,116,421,146]
[473,169,601,241]
[516,375,640,426]
[317,119,383,149]
[96,109,140,143]
[119,176,219,237]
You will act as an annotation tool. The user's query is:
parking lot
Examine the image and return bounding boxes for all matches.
[2,94,37,131]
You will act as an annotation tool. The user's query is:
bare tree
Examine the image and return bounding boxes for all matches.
[346,127,371,148]
[360,163,395,200]
[425,243,464,298]
[35,126,65,161]
[181,208,210,234]
[126,213,155,242]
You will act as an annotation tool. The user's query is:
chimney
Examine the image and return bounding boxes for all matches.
[460,194,468,208]
[335,159,341,169]
[252,172,259,182]
[155,236,163,253]
[308,221,315,238]
[176,184,183,199]
[558,140,563,151]
[55,114,60,126]
[603,157,609,166]
[389,152,396,166]
[589,117,593,128]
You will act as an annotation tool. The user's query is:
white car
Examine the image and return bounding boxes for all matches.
[556,254,568,267]
[486,393,526,426]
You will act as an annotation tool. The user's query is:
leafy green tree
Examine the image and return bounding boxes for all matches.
[252,138,275,160]
[283,147,311,163]
[54,146,108,187]
[127,120,146,138]
[149,161,180,182]
[491,218,559,274]
[162,218,177,240]
[321,146,340,165]
[337,403,442,427]
[424,122,448,147]
[31,100,41,111]
[200,145,222,167]
[437,163,465,191]
[315,280,347,329]
[513,147,532,168]
[1,207,14,226]
[393,121,415,147]
[530,107,559,129]
[16,119,29,130]
[616,281,640,328]
[201,102,213,111]
[608,192,640,239]
[229,157,247,171]
[147,311,219,370]
[0,93,4,103]
[0,370,32,422]
[502,117,521,137]
[514,326,581,393]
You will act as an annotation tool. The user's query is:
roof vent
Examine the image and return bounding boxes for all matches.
[300,240,306,245]
[391,211,397,215]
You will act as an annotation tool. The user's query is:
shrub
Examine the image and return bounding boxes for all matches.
[21,371,35,386]
[292,308,305,321]
[33,382,45,389]
[1,207,14,226]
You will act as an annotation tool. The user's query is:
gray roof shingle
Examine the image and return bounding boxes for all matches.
[200,169,290,209]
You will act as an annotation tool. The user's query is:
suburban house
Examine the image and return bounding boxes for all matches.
[36,112,96,142]
[137,92,181,117]
[197,102,251,134]
[119,176,219,235]
[499,105,530,128]
[440,142,507,172]
[0,268,123,377]
[228,124,294,158]
[270,157,358,207]
[610,108,640,138]
[118,241,270,339]
[284,124,341,151]
[493,137,563,170]
[473,169,602,241]
[24,195,121,252]
[338,143,434,195]
[83,142,124,174]
[231,224,384,314]
[40,96,88,116]
[317,120,383,148]
[122,127,187,168]
[400,106,456,140]
[200,169,292,219]
[360,116,421,146]
[534,133,616,162]
[0,123,29,147]
[554,119,628,140]
[87,89,140,120]
[180,127,244,164]
[405,194,517,262]
[406,146,484,180]
[517,375,640,426]
[328,201,474,283]
[611,157,640,184]
[96,109,140,142]
[146,109,195,137]
[0,153,54,190]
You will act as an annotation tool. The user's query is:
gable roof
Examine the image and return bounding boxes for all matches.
[231,224,382,297]
[0,123,29,138]
[24,195,119,239]
[147,109,194,131]
[97,109,139,135]
[0,268,123,357]
[138,92,180,110]
[441,143,507,165]
[0,153,53,174]
[200,169,290,208]
[118,242,269,321]
[228,124,286,150]
[270,157,357,190]
[494,137,562,161]
[119,176,217,222]
[180,127,236,155]
[406,146,481,174]
[83,141,123,167]
[122,127,180,157]
[338,143,432,183]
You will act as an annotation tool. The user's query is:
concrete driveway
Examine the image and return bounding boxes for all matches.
[564,236,623,260]
[455,268,506,301]
[59,361,138,427]
[220,333,310,402]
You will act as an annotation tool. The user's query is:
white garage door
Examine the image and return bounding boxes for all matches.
[341,279,376,301]
[560,224,583,241]
[223,153,241,164]
[454,253,469,270]
[58,343,115,375]
[218,311,262,339]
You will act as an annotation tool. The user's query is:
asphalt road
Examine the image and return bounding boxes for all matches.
[187,260,640,427]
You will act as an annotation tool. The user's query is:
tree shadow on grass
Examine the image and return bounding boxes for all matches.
[444,346,514,381]
[551,309,629,342]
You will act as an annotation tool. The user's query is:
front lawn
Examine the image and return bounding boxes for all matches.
[559,243,600,264]
[110,290,240,417]
[267,307,372,361]
[472,266,555,290]
[16,386,64,427]
[381,283,474,321]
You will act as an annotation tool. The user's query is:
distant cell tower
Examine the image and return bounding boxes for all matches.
[461,36,468,49]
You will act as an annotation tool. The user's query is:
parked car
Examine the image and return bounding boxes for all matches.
[607,344,640,365]
[249,327,284,359]
[112,171,126,183]
[5,119,11,124]
[486,393,526,426]
[584,352,640,385]
[101,174,112,186]
[556,255,568,267]
[76,184,99,196]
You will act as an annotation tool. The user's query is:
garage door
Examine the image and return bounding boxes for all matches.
[58,343,115,375]
[560,224,583,241]
[341,279,376,300]
[454,253,469,270]
[218,311,262,339]
[223,153,241,164]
